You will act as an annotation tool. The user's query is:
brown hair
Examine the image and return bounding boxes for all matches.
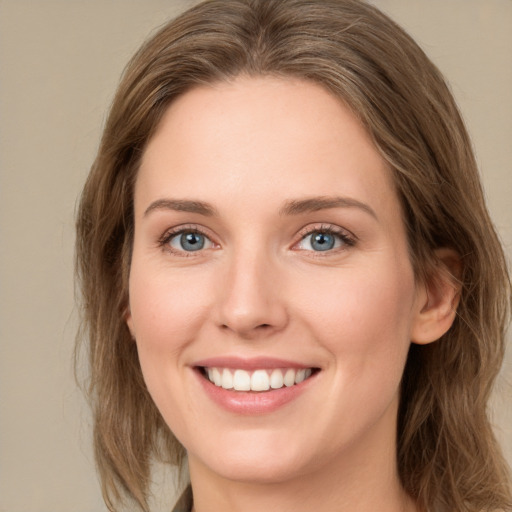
[75,0,512,510]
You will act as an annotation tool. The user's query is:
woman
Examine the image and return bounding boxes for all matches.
[75,1,512,511]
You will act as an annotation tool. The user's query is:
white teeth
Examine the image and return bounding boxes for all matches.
[270,369,284,389]
[233,369,251,391]
[205,367,314,392]
[283,369,296,387]
[212,368,222,386]
[221,368,234,389]
[251,370,270,391]
[295,369,306,384]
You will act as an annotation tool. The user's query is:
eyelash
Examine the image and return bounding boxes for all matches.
[158,223,356,257]
[295,223,356,254]
[158,224,214,257]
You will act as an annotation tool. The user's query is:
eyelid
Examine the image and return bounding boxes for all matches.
[158,223,219,256]
[292,223,357,252]
[157,222,356,256]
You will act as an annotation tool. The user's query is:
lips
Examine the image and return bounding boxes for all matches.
[192,357,319,414]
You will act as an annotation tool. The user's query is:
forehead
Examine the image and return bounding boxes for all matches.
[136,76,399,220]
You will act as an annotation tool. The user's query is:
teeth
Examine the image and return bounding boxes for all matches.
[295,369,306,384]
[233,369,251,391]
[270,369,284,389]
[204,367,314,392]
[295,369,312,383]
[221,368,233,389]
[284,368,295,387]
[251,370,270,391]
[212,368,222,386]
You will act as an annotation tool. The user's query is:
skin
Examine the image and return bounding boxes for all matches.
[126,76,458,512]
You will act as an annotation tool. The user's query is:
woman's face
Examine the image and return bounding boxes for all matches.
[127,77,427,485]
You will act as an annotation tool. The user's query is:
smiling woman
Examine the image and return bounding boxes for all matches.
[128,79,425,488]
[75,1,511,512]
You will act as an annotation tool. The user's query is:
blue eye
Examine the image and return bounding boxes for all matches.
[297,230,350,252]
[310,232,336,251]
[168,231,213,252]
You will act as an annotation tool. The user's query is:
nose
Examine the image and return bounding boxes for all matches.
[215,248,289,340]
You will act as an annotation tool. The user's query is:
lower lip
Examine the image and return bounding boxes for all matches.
[194,369,317,415]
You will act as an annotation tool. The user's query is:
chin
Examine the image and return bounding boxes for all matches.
[209,456,306,485]
[189,432,317,485]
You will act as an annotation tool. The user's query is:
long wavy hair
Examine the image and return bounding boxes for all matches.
[75,0,512,510]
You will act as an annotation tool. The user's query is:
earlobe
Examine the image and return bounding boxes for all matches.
[411,248,462,345]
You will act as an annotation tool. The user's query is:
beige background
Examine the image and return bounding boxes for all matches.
[0,1,510,511]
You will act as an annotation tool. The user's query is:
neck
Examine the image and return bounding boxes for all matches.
[190,466,416,512]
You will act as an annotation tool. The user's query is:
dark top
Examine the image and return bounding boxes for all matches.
[171,485,193,512]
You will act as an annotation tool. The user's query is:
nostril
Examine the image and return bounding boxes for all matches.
[255,324,274,331]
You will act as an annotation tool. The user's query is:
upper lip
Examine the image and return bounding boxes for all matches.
[192,356,317,371]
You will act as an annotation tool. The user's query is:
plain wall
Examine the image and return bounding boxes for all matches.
[0,1,510,511]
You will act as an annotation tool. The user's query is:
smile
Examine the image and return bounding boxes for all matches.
[202,367,314,392]
[194,359,320,413]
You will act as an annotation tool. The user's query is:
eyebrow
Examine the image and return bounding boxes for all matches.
[279,196,377,219]
[144,199,218,217]
[143,195,377,219]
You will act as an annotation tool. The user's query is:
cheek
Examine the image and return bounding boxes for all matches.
[128,262,214,353]
[127,263,214,431]
[290,261,416,446]
[297,260,416,377]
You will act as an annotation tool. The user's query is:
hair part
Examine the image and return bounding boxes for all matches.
[76,1,512,510]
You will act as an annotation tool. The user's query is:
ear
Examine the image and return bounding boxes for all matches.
[411,248,462,345]
[124,305,136,340]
